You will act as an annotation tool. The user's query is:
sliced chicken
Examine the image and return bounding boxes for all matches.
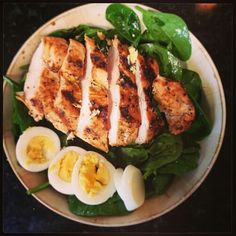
[108,38,141,146]
[17,41,45,121]
[152,76,195,135]
[42,36,68,72]
[76,36,109,152]
[135,55,164,143]
[54,39,86,133]
[17,36,69,133]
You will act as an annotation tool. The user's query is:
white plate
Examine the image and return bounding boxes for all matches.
[3,3,226,226]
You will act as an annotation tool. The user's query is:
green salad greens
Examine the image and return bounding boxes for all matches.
[4,3,212,217]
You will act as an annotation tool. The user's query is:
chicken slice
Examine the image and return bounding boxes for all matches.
[152,76,195,135]
[135,55,164,143]
[54,39,86,133]
[76,36,109,152]
[108,38,141,146]
[17,36,69,133]
[42,36,68,72]
[16,41,45,121]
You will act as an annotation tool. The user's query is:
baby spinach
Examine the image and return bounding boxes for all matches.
[106,144,149,169]
[145,174,173,198]
[3,76,36,139]
[139,43,182,81]
[185,94,212,140]
[48,24,103,39]
[68,192,130,216]
[143,133,183,179]
[181,69,202,102]
[136,6,191,61]
[119,146,149,166]
[106,3,141,47]
[158,152,199,176]
[158,138,200,176]
[180,69,211,140]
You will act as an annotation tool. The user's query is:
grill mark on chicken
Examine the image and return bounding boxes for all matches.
[61,90,77,104]
[152,76,195,135]
[91,51,107,69]
[118,72,137,88]
[67,55,83,69]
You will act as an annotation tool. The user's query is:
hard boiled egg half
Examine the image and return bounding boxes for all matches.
[48,146,86,195]
[16,126,61,172]
[71,151,116,205]
[114,165,145,211]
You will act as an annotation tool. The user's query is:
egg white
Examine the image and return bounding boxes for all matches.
[71,151,116,205]
[48,146,86,195]
[16,126,61,172]
[114,168,124,197]
[114,165,145,211]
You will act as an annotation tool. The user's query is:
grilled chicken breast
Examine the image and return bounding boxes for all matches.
[76,36,109,152]
[54,39,86,133]
[17,33,195,152]
[17,37,69,133]
[152,76,195,134]
[108,38,141,146]
[136,55,164,143]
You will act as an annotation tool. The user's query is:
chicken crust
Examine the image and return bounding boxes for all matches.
[152,76,195,134]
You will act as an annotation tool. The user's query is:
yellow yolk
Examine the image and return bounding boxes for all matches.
[26,136,56,164]
[54,151,79,182]
[79,153,109,197]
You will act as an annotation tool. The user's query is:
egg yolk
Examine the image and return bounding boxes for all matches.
[26,136,55,164]
[55,151,79,182]
[79,153,109,197]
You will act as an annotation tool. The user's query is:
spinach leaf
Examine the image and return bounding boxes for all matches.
[158,152,199,176]
[185,94,211,140]
[181,69,202,102]
[145,174,173,198]
[143,133,183,179]
[3,76,36,138]
[106,144,149,168]
[158,138,200,176]
[68,192,130,216]
[106,3,141,47]
[48,24,100,39]
[139,43,182,81]
[120,147,148,165]
[136,6,191,61]
[179,69,211,140]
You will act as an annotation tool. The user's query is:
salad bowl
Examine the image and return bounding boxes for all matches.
[3,3,226,226]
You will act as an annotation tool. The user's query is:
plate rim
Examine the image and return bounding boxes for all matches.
[3,3,226,227]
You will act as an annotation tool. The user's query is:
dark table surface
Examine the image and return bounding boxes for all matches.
[3,3,233,234]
